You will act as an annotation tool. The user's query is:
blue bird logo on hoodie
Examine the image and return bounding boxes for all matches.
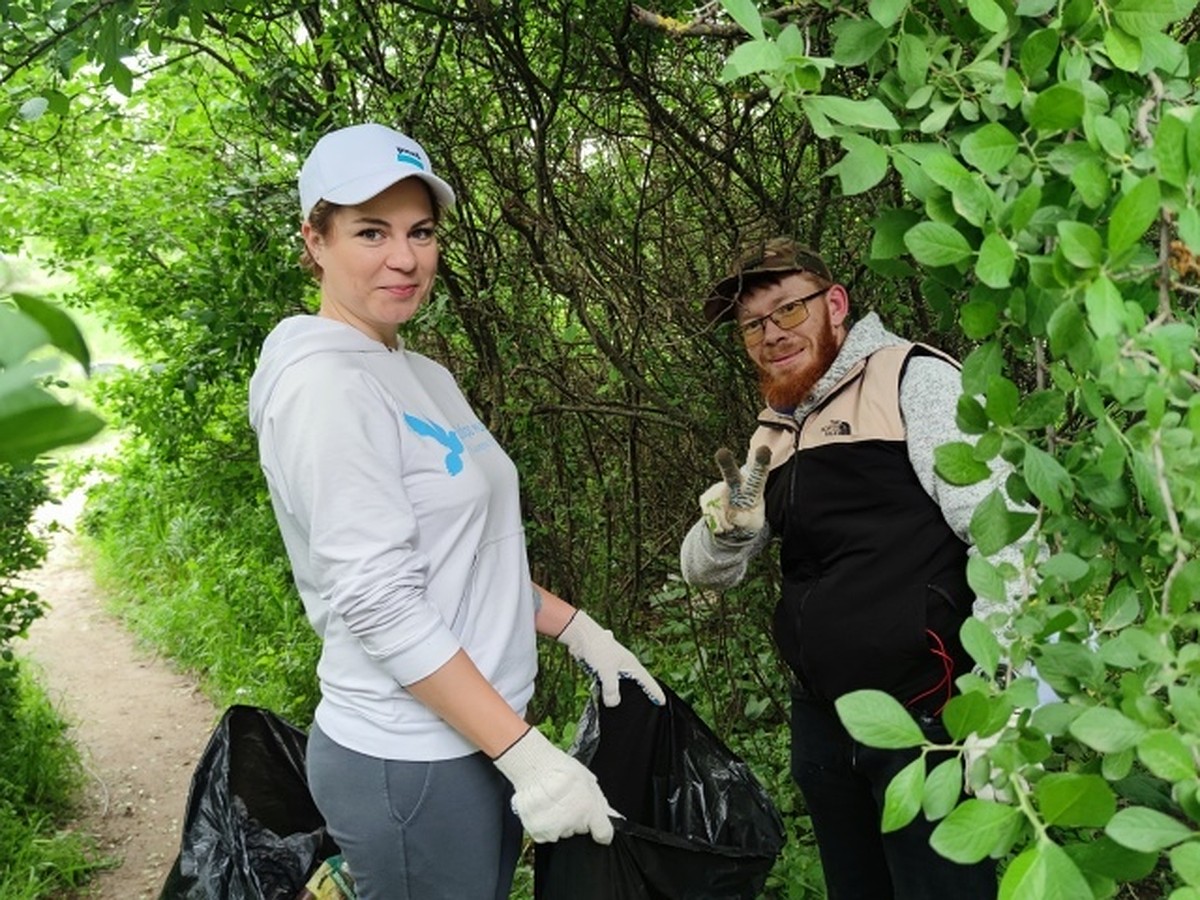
[404,414,465,475]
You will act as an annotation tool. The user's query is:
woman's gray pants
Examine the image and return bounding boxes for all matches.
[307,723,523,900]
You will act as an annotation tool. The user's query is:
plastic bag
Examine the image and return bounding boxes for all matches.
[535,682,786,899]
[159,705,338,900]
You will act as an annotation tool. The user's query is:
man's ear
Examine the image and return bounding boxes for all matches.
[825,283,850,328]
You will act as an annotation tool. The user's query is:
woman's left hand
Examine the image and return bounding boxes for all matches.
[556,611,665,707]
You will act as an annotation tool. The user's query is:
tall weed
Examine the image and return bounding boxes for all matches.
[0,662,104,898]
[83,443,320,725]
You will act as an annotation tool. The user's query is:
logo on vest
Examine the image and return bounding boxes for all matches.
[821,419,851,436]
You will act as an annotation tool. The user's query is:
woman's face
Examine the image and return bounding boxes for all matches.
[303,178,439,347]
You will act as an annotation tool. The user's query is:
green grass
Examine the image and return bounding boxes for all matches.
[83,453,322,727]
[0,662,108,899]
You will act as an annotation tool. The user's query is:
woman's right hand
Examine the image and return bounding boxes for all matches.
[491,725,615,845]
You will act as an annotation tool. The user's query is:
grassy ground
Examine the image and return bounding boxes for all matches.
[0,662,108,898]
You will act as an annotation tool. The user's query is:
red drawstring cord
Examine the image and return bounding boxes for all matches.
[905,628,955,716]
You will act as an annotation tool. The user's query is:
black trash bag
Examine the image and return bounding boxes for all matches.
[535,681,786,900]
[159,705,338,900]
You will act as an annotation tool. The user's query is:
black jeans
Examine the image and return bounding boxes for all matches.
[790,692,997,900]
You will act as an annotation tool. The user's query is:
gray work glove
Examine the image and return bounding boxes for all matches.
[492,726,615,844]
[557,610,665,707]
[699,445,771,537]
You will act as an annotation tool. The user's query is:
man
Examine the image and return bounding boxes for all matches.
[680,238,1013,898]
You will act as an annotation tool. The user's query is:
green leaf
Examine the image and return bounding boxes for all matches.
[1070,159,1111,208]
[969,489,1017,554]
[720,0,766,40]
[905,222,974,266]
[960,616,1002,678]
[803,95,901,130]
[870,0,910,26]
[1178,207,1200,254]
[1019,28,1060,80]
[956,394,990,434]
[0,405,106,465]
[931,799,1021,864]
[1169,561,1200,617]
[1091,115,1129,158]
[1029,83,1086,133]
[935,441,993,485]
[1107,806,1196,852]
[833,19,890,66]
[1099,584,1141,631]
[0,306,52,366]
[1014,390,1065,429]
[960,123,1020,176]
[1006,183,1042,233]
[835,690,926,748]
[871,209,923,259]
[1070,707,1147,753]
[1108,176,1161,256]
[721,39,784,79]
[1170,842,1200,885]
[920,100,958,133]
[829,134,890,195]
[898,33,930,87]
[10,295,91,371]
[1035,773,1117,827]
[975,233,1016,288]
[1046,297,1087,360]
[967,0,1009,32]
[954,176,996,228]
[1056,221,1104,268]
[882,757,926,832]
[921,150,971,190]
[961,299,1000,338]
[961,341,1003,396]
[968,554,1008,603]
[1154,112,1189,189]
[1067,835,1157,881]
[1112,0,1185,36]
[1104,26,1143,71]
[1138,730,1196,781]
[999,840,1095,900]
[924,758,963,821]
[1170,685,1200,733]
[985,376,1019,426]
[1084,275,1126,337]
[107,59,134,97]
[1023,444,1073,513]
[1040,552,1090,582]
[943,690,994,740]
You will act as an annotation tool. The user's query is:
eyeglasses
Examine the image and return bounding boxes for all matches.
[735,287,828,347]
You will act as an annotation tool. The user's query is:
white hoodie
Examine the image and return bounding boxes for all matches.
[248,315,537,760]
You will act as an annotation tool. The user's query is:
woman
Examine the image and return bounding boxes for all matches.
[248,123,662,899]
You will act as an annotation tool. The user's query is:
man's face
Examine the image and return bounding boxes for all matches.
[735,272,849,410]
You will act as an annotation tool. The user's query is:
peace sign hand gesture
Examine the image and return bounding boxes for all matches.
[699,445,771,537]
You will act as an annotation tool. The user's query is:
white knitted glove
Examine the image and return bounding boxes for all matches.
[700,445,771,537]
[962,715,1020,803]
[557,610,665,708]
[492,726,615,844]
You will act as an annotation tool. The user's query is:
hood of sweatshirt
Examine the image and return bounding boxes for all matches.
[248,315,397,433]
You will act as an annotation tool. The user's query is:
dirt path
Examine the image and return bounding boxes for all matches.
[18,489,219,900]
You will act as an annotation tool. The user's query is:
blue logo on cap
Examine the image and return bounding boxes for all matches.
[396,147,426,170]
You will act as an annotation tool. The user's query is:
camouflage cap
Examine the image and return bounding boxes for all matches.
[704,238,832,325]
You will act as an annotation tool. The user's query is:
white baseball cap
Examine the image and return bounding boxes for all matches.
[297,123,457,220]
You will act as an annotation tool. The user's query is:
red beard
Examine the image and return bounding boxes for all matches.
[757,317,841,410]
